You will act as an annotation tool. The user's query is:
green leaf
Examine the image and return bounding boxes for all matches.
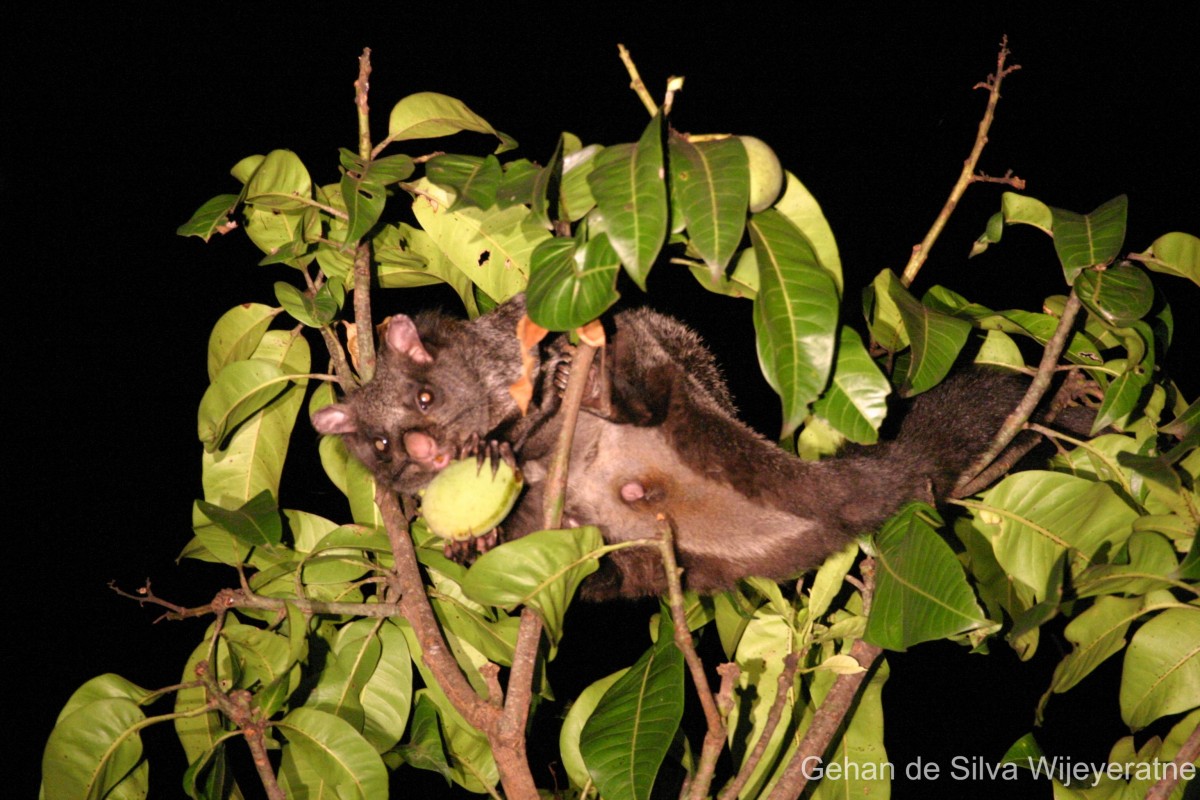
[197,359,289,452]
[587,114,668,289]
[387,91,516,153]
[969,192,1053,258]
[866,504,994,650]
[775,171,843,293]
[200,331,310,507]
[274,280,340,327]
[1053,194,1129,283]
[1119,608,1200,729]
[196,489,281,548]
[811,327,891,444]
[970,472,1140,598]
[339,176,385,247]
[354,620,412,753]
[53,674,152,724]
[580,619,684,800]
[526,232,621,330]
[276,707,389,799]
[806,660,890,799]
[561,142,601,222]
[375,223,480,316]
[870,270,971,395]
[393,693,454,780]
[1038,595,1142,716]
[560,669,628,790]
[245,149,313,211]
[42,698,147,800]
[309,619,384,732]
[177,193,240,241]
[668,132,748,280]
[1075,262,1155,326]
[1093,356,1153,433]
[461,527,603,645]
[749,208,839,437]
[425,154,502,210]
[496,158,540,208]
[1135,231,1200,286]
[205,303,277,382]
[410,178,550,303]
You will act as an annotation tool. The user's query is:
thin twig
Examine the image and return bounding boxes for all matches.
[351,50,377,382]
[954,291,1083,495]
[955,368,1088,496]
[718,652,801,800]
[617,44,659,117]
[1145,719,1200,800]
[655,517,726,800]
[900,36,1022,287]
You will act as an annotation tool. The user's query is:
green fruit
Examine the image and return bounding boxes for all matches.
[419,457,524,541]
[739,135,784,213]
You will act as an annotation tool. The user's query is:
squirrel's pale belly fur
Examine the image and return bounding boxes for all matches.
[313,296,1045,599]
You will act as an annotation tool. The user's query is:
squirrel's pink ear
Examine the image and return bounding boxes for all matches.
[311,404,357,435]
[385,315,433,364]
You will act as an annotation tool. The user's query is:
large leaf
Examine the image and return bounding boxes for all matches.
[525,232,621,330]
[1052,194,1128,283]
[275,707,389,799]
[461,527,603,645]
[1119,608,1200,729]
[866,505,994,650]
[42,698,147,800]
[969,472,1139,598]
[668,132,748,280]
[775,171,843,293]
[884,273,971,394]
[587,113,668,289]
[410,178,550,302]
[177,193,240,241]
[1038,595,1142,716]
[425,153,502,210]
[387,91,516,153]
[560,669,629,790]
[205,303,277,381]
[196,489,281,548]
[811,327,891,444]
[197,359,289,452]
[580,616,684,800]
[748,208,839,437]
[245,149,312,211]
[1135,231,1200,286]
[1075,261,1154,326]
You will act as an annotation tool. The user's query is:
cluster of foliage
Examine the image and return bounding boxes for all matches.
[42,52,1197,800]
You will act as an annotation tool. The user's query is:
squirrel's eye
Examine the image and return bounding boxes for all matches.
[372,436,391,462]
[417,389,435,411]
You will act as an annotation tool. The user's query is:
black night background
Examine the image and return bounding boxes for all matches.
[11,5,1197,797]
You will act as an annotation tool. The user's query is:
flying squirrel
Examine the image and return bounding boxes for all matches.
[312,295,1067,599]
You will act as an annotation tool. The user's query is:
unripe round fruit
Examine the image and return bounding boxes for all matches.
[739,135,784,213]
[419,458,524,541]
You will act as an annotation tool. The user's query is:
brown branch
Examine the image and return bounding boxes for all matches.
[653,517,727,800]
[900,36,1021,288]
[376,487,496,730]
[954,291,1083,495]
[355,48,372,161]
[765,559,882,800]
[195,660,285,800]
[1145,719,1200,800]
[718,652,801,800]
[971,169,1026,189]
[541,342,598,528]
[349,50,377,383]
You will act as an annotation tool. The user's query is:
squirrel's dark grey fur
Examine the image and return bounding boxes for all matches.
[314,296,1046,599]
